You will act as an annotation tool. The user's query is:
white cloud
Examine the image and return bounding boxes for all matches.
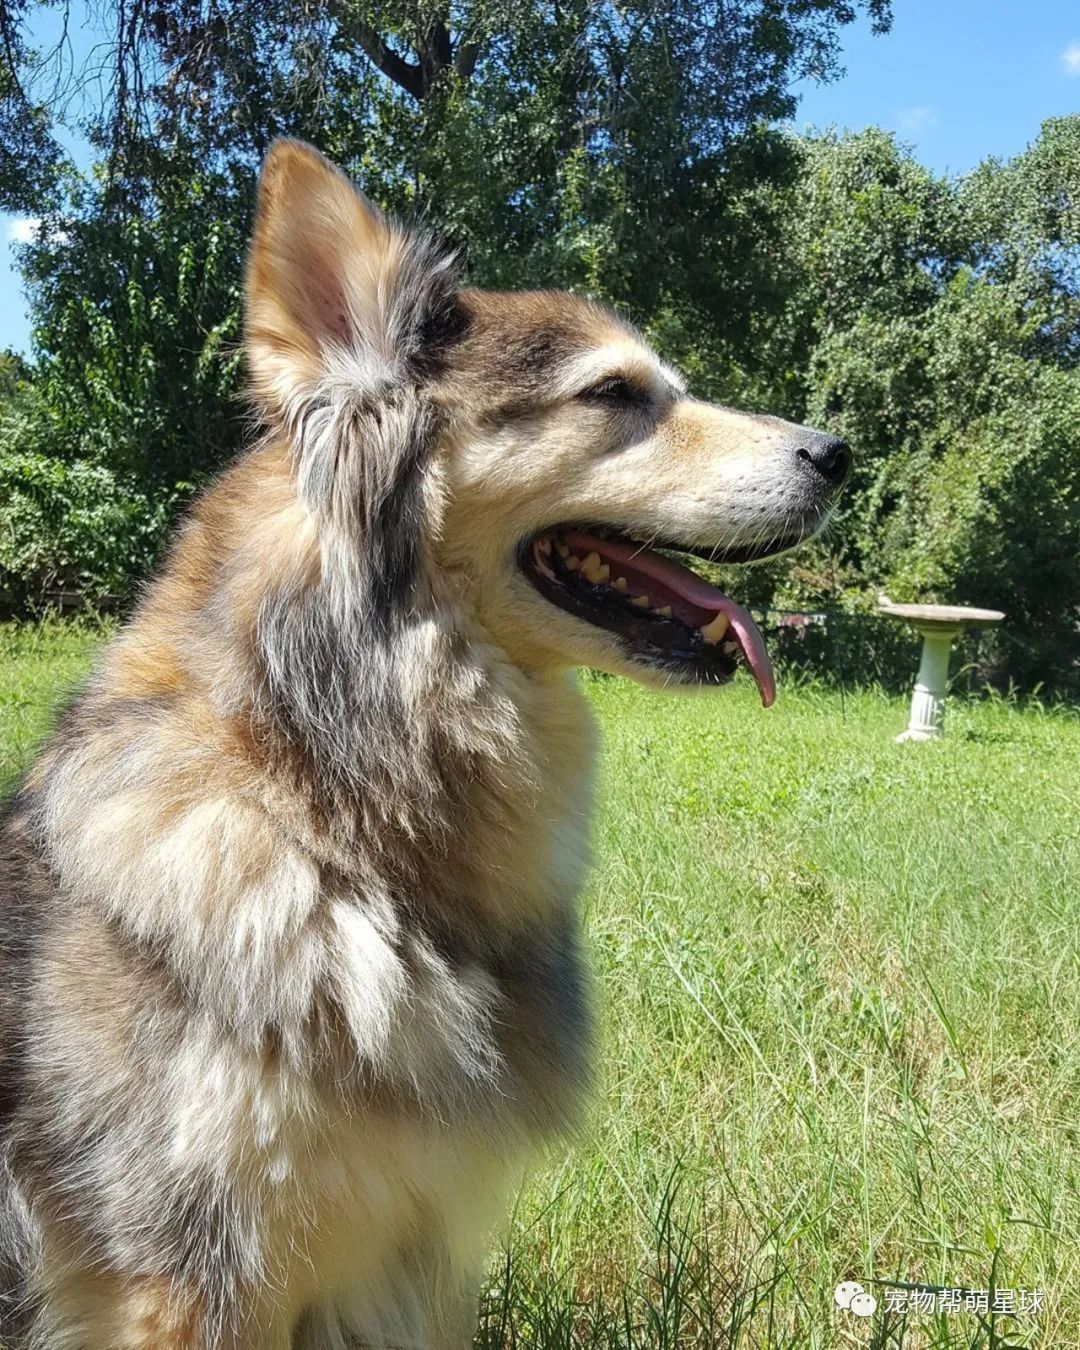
[6,217,41,244]
[5,217,69,247]
[1062,42,1080,75]
[897,105,937,132]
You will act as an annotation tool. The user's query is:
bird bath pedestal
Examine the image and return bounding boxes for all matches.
[878,603,1005,742]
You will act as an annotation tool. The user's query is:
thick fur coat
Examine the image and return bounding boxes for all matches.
[0,140,847,1348]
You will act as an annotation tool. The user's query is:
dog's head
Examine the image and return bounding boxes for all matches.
[247,140,849,706]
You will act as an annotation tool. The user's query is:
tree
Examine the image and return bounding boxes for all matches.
[27,1,893,316]
[742,122,1080,691]
[21,162,246,487]
[0,0,60,210]
[0,347,30,401]
[0,0,894,610]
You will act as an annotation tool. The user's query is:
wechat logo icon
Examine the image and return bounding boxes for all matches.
[835,1281,877,1318]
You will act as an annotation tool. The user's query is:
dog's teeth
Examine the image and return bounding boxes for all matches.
[614,577,628,593]
[699,613,730,644]
[596,564,611,583]
[632,594,650,608]
[556,542,570,558]
[537,536,552,555]
[722,639,738,656]
[565,554,580,570]
[655,605,673,618]
[581,552,604,582]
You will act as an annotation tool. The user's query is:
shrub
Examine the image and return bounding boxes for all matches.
[0,426,178,611]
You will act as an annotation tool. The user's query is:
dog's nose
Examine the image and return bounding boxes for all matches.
[796,434,851,487]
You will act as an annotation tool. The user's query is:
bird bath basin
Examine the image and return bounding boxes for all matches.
[878,603,1005,742]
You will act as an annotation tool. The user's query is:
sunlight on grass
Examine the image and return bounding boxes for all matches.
[491,675,1080,1348]
[0,619,108,795]
[2,626,1077,1348]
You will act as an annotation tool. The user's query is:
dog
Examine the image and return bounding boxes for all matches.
[0,139,849,1348]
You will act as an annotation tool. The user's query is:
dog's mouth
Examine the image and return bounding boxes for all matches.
[519,525,779,705]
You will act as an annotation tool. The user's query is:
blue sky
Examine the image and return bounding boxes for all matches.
[794,0,1080,174]
[0,0,1078,353]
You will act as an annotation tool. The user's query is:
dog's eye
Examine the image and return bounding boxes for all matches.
[580,376,646,405]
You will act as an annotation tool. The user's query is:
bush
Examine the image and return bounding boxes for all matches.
[0,428,177,611]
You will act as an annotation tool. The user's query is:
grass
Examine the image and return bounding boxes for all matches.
[0,619,113,792]
[3,622,1079,1348]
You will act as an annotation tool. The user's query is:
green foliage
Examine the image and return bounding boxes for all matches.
[0,0,61,213]
[0,167,248,611]
[2,4,1077,691]
[22,170,247,489]
[0,425,175,608]
[751,126,1080,692]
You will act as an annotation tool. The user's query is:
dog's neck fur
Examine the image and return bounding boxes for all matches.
[41,435,597,949]
[22,437,596,1145]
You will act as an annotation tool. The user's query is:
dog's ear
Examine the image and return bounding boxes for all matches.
[245,138,459,418]
[246,140,461,625]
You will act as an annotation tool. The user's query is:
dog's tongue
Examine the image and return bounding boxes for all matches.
[562,530,776,708]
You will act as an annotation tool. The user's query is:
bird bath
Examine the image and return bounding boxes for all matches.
[878,603,1005,742]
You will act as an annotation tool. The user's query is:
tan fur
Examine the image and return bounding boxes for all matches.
[41,1270,207,1350]
[0,140,846,1348]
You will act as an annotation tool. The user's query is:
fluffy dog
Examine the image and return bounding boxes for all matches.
[0,140,849,1348]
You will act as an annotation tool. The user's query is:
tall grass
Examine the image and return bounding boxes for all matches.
[2,628,1077,1348]
[483,676,1080,1348]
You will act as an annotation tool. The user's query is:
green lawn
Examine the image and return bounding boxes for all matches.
[0,620,111,793]
[2,623,1079,1348]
